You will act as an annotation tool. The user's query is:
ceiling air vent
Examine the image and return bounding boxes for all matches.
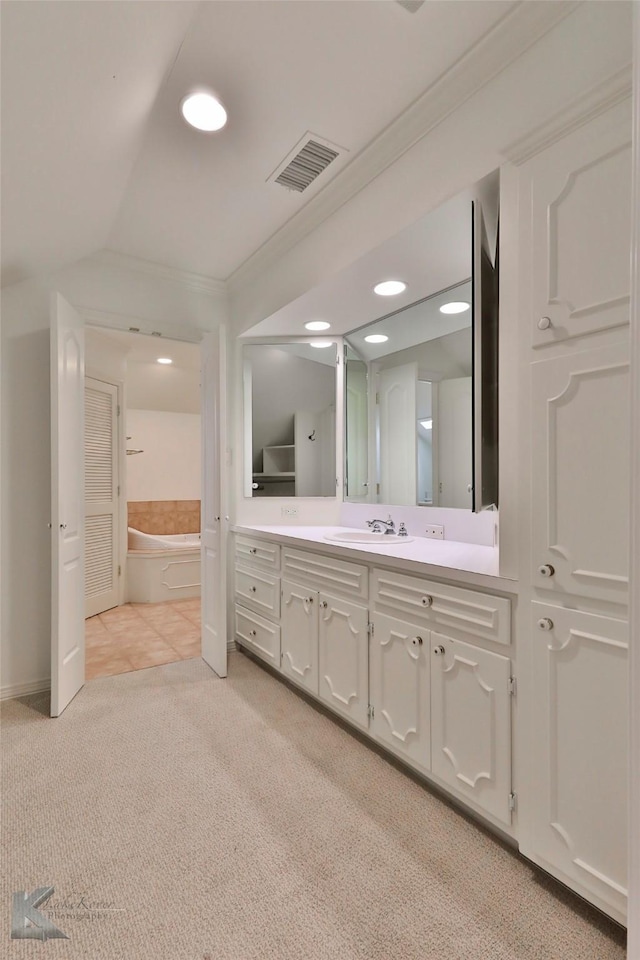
[269,133,345,193]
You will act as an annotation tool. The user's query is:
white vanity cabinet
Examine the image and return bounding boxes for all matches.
[280,580,319,695]
[234,535,281,668]
[318,593,369,731]
[516,98,631,922]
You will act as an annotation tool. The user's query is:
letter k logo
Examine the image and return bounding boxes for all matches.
[11,887,69,940]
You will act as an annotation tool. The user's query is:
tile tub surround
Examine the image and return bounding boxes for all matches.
[85,599,201,679]
[127,500,201,536]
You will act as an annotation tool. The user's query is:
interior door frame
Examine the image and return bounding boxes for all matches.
[58,309,225,684]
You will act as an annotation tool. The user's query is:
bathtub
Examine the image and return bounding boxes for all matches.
[126,527,201,603]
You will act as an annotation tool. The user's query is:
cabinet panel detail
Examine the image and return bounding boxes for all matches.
[431,634,512,824]
[282,548,368,601]
[370,614,430,773]
[318,594,369,730]
[525,102,631,346]
[531,342,629,605]
[528,602,628,918]
[235,535,281,572]
[372,569,510,645]
[280,580,318,695]
[234,565,280,619]
[235,605,280,668]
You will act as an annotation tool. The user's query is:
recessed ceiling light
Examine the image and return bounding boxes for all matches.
[373,280,406,296]
[181,92,227,132]
[439,301,470,314]
[304,320,331,331]
[310,340,333,349]
[364,334,389,344]
[157,357,173,365]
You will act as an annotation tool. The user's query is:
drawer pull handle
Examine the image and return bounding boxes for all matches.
[538,563,555,578]
[433,645,445,655]
[537,617,554,632]
[411,636,423,647]
[249,586,257,593]
[249,629,257,638]
[421,595,433,607]
[249,547,257,555]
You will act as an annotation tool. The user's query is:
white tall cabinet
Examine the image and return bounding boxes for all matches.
[516,98,631,923]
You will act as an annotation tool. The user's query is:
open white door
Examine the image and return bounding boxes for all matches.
[201,327,228,678]
[51,293,85,716]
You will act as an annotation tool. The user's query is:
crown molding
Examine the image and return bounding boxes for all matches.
[227,0,580,296]
[90,249,227,298]
[503,65,633,165]
[79,306,204,343]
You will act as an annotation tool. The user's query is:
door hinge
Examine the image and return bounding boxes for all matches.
[367,704,375,719]
[508,677,517,697]
[118,565,121,577]
[508,792,517,812]
[375,392,380,404]
[367,621,374,636]
[116,404,121,417]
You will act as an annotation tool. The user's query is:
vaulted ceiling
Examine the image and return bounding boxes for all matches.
[1,0,518,288]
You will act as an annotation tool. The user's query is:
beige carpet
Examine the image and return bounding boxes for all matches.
[1,652,626,959]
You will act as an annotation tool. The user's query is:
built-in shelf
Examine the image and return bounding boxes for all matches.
[262,444,295,476]
[253,472,296,483]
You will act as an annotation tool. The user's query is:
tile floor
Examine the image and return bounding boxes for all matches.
[85,598,201,680]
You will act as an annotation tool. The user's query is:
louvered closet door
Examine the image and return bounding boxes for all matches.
[85,378,119,617]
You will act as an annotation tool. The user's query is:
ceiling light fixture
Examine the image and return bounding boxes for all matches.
[439,301,470,314]
[305,320,331,331]
[157,358,173,365]
[364,334,389,344]
[310,340,333,349]
[373,280,406,296]
[181,92,227,132]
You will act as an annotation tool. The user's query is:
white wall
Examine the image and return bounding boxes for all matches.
[126,410,201,502]
[0,257,226,697]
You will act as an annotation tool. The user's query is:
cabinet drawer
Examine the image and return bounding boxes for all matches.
[282,548,368,601]
[235,565,280,619]
[235,535,281,572]
[372,568,510,646]
[235,605,281,669]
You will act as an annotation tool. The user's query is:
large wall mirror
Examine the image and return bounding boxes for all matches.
[243,342,337,498]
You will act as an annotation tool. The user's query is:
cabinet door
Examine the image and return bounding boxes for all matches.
[370,614,430,773]
[430,634,512,825]
[527,602,627,922]
[531,341,629,606]
[522,100,631,348]
[318,594,369,730]
[281,580,318,695]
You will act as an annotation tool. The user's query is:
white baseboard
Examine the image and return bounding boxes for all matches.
[1,678,51,702]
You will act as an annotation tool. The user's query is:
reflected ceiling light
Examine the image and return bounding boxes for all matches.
[364,334,389,344]
[373,280,406,296]
[419,418,433,430]
[310,340,333,348]
[439,301,470,314]
[181,92,227,131]
[304,320,331,331]
[157,357,173,365]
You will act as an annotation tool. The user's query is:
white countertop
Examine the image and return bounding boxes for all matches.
[232,524,517,592]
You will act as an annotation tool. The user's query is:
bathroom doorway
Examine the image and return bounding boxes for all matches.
[83,327,203,680]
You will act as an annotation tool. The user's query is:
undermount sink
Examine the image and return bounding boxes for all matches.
[324,530,414,545]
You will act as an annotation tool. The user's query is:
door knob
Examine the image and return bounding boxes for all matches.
[421,595,433,607]
[537,618,554,631]
[411,636,423,647]
[538,563,555,578]
[433,645,445,655]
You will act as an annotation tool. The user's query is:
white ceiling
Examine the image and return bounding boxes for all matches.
[1,0,516,287]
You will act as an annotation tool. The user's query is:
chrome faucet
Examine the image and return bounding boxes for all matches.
[366,515,396,535]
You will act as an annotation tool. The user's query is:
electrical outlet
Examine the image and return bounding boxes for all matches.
[425,524,444,540]
[281,506,298,518]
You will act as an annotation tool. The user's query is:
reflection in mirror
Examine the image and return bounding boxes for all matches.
[244,342,337,498]
[344,344,369,500]
[345,279,473,508]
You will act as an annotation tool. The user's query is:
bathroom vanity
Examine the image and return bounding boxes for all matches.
[233,525,517,834]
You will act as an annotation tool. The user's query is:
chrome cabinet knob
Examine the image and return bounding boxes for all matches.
[249,586,257,593]
[538,563,555,578]
[306,596,314,604]
[433,645,445,655]
[411,636,423,647]
[320,600,328,609]
[249,547,257,555]
[537,316,552,330]
[249,629,257,638]
[59,523,67,530]
[421,595,433,607]
[538,617,554,631]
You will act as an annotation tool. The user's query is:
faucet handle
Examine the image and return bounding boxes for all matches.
[398,522,407,536]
